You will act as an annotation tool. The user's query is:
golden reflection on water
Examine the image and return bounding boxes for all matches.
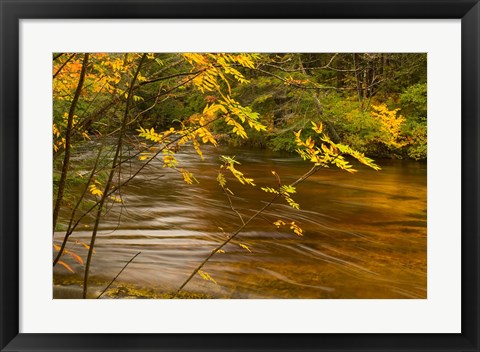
[54,146,426,299]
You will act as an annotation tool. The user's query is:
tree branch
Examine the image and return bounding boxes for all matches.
[53,53,89,231]
[53,53,76,79]
[82,54,147,299]
[96,252,141,299]
[172,164,321,298]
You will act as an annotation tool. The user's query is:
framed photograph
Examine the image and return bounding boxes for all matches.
[1,0,479,351]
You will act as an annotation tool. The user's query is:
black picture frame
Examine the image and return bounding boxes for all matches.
[1,0,479,351]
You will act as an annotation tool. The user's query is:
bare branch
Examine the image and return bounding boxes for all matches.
[96,252,141,299]
[53,53,76,79]
[83,54,147,299]
[172,164,321,297]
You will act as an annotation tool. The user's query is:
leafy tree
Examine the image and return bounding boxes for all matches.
[52,52,426,298]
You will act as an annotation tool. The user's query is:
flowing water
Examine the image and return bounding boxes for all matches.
[54,144,427,299]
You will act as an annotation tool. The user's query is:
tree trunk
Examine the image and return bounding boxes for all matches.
[52,53,89,232]
[82,54,146,299]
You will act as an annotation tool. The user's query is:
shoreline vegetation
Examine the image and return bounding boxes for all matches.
[53,53,427,299]
[54,279,213,299]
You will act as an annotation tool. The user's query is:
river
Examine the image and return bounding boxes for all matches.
[53,144,427,299]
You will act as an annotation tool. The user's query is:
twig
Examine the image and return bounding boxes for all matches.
[96,252,141,299]
[53,141,104,266]
[171,193,281,298]
[53,53,64,61]
[53,53,76,79]
[172,164,321,298]
[54,112,225,250]
[83,54,147,299]
[219,171,245,226]
[254,67,349,92]
[262,53,341,73]
[138,70,202,86]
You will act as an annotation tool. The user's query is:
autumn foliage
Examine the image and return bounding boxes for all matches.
[52,53,426,297]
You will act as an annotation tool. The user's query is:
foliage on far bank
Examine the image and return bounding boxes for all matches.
[222,54,427,160]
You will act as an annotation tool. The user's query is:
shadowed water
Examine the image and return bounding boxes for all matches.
[54,145,427,299]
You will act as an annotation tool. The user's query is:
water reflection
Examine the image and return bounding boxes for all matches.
[54,145,427,299]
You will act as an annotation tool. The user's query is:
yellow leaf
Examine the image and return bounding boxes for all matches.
[67,251,84,265]
[180,169,197,184]
[198,270,217,284]
[290,221,303,236]
[57,261,74,273]
[163,154,178,168]
[311,121,323,134]
[109,195,122,203]
[239,243,252,253]
[89,183,104,197]
[82,131,91,140]
[75,240,96,254]
[304,136,314,149]
[217,172,227,187]
[261,187,278,194]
